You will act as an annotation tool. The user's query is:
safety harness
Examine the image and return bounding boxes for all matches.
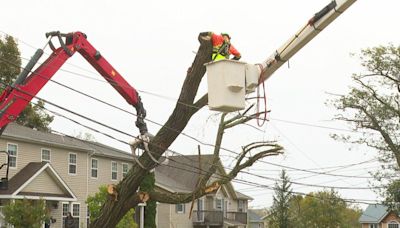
[212,41,230,61]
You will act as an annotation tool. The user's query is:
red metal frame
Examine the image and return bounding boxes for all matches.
[0,31,146,134]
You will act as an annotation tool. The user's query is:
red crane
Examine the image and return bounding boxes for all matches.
[0,31,148,136]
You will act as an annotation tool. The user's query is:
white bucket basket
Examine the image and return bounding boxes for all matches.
[245,64,260,93]
[206,59,246,112]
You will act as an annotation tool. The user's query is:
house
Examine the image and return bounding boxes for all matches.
[154,155,253,228]
[247,209,267,228]
[359,204,400,228]
[0,123,135,227]
[0,123,253,228]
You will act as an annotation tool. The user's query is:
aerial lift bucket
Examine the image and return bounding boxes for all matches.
[206,59,260,112]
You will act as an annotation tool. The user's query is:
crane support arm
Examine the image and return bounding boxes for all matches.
[0,31,148,135]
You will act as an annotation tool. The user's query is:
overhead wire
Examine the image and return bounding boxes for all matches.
[0,78,384,207]
[3,30,388,186]
[0,55,386,187]
[0,80,382,192]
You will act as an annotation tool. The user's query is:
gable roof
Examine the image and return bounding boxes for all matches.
[248,209,264,222]
[0,162,77,201]
[2,123,132,160]
[235,191,253,200]
[359,204,389,223]
[155,155,215,192]
[155,155,238,199]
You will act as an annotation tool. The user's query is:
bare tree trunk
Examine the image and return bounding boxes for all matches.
[90,34,212,228]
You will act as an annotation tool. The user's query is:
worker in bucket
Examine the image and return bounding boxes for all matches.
[200,32,241,61]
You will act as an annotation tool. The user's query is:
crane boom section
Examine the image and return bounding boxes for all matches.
[258,0,357,81]
[0,31,146,134]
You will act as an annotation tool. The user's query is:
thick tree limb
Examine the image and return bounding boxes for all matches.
[91,33,283,227]
[90,33,212,228]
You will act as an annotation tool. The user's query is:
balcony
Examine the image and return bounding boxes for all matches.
[192,210,223,226]
[225,211,247,224]
[192,210,247,226]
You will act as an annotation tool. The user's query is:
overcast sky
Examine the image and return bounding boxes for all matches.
[1,0,399,210]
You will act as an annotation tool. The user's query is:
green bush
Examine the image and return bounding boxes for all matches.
[3,198,48,228]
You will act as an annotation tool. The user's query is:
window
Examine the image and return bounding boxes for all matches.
[62,203,70,217]
[72,203,80,217]
[389,222,399,228]
[7,144,17,168]
[176,204,185,213]
[91,159,98,178]
[196,198,204,221]
[122,163,129,178]
[238,200,244,212]
[62,202,70,227]
[111,161,118,180]
[41,148,51,162]
[68,153,77,174]
[72,203,80,227]
[369,224,378,228]
[215,198,223,211]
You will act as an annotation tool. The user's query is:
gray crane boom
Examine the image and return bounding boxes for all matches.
[257,0,357,81]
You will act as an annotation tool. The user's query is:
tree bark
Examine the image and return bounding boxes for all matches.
[90,34,212,228]
[90,33,284,228]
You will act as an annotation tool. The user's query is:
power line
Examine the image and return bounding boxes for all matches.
[0,56,383,182]
[0,33,386,186]
[4,85,381,192]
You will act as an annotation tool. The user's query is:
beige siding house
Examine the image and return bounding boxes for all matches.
[0,123,253,228]
[0,123,133,228]
[153,155,252,228]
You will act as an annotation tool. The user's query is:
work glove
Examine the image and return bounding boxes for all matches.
[231,56,241,60]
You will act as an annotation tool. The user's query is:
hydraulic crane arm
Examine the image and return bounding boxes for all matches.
[0,31,147,135]
[256,0,357,81]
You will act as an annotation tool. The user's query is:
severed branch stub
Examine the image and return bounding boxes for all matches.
[137,192,150,203]
[204,182,220,194]
[107,184,118,201]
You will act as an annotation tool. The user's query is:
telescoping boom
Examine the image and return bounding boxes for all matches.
[257,0,357,81]
[206,0,357,112]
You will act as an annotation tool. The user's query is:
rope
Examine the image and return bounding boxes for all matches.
[256,64,268,127]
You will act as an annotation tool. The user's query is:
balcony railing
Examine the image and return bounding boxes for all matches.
[192,210,223,225]
[192,210,247,225]
[225,211,247,224]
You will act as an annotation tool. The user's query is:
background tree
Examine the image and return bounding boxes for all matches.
[288,189,361,228]
[3,198,48,228]
[86,185,137,228]
[90,33,284,227]
[75,131,97,142]
[329,44,400,210]
[269,169,292,228]
[0,35,53,131]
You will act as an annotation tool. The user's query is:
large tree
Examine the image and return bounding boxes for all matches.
[90,34,284,227]
[329,44,400,209]
[269,169,292,228]
[0,35,53,131]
